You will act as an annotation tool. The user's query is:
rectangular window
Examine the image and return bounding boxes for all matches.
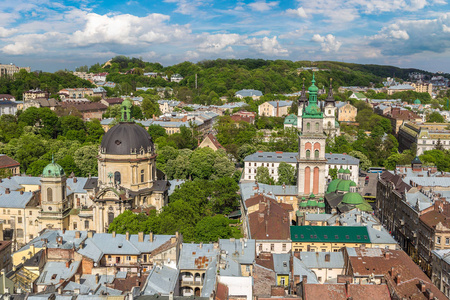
[446,238,449,245]
[29,211,32,216]
[18,210,21,215]
[270,244,274,251]
[437,237,441,244]
[282,244,286,251]
[29,234,33,240]
[127,256,131,261]
[18,217,22,224]
[73,222,77,230]
[259,244,263,251]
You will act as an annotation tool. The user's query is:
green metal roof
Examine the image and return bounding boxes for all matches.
[307,200,318,207]
[355,92,366,99]
[338,168,345,173]
[356,202,373,212]
[317,202,325,208]
[326,178,341,193]
[284,115,298,126]
[290,226,370,243]
[343,169,351,174]
[414,98,421,104]
[299,201,308,207]
[42,160,64,178]
[342,192,364,205]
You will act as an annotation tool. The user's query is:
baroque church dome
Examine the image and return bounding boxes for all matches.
[43,160,65,178]
[100,99,154,155]
[100,123,154,155]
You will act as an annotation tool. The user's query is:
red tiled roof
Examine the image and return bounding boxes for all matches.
[304,283,391,300]
[104,98,123,105]
[347,247,447,299]
[0,240,12,252]
[420,201,450,228]
[253,262,276,297]
[61,102,107,112]
[248,195,290,240]
[0,94,14,100]
[0,155,20,168]
[204,134,224,150]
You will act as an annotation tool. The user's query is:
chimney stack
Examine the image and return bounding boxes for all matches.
[66,260,71,268]
[426,289,433,300]
[396,273,401,285]
[5,188,10,194]
[302,275,307,284]
[20,190,24,195]
[419,280,426,292]
[73,177,77,183]
[325,254,330,262]
[138,232,144,243]
[75,231,80,239]
[126,231,130,241]
[149,232,154,242]
[112,231,116,238]
[95,273,99,284]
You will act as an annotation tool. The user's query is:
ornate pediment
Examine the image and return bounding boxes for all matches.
[95,187,124,202]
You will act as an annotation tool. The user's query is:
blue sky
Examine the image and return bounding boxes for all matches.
[0,0,449,72]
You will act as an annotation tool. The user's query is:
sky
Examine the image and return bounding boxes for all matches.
[0,0,450,72]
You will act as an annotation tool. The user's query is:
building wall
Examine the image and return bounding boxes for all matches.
[338,103,357,122]
[255,240,291,255]
[311,267,344,284]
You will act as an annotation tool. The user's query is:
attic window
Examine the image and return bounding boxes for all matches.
[346,235,349,239]
[364,235,368,239]
[115,140,122,145]
[295,235,298,238]
[51,274,57,280]
[300,234,304,239]
[324,235,328,239]
[335,235,339,239]
[310,235,313,239]
[283,262,288,267]
[357,235,361,240]
[118,243,123,248]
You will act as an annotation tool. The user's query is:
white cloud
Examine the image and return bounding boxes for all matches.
[0,27,17,38]
[251,30,271,36]
[311,34,342,52]
[369,12,450,55]
[71,13,190,46]
[163,0,210,15]
[197,33,242,53]
[248,1,279,12]
[285,7,307,18]
[247,36,289,56]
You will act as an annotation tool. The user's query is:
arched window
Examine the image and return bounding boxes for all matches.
[306,150,310,159]
[114,172,121,184]
[306,123,310,130]
[315,122,319,131]
[47,188,53,202]
[141,170,145,183]
[315,150,319,159]
[62,186,65,199]
[108,212,115,225]
[328,121,332,128]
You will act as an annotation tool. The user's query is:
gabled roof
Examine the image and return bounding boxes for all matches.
[0,154,20,168]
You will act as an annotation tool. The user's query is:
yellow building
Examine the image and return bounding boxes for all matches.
[290,226,397,252]
[337,102,357,122]
[411,82,433,96]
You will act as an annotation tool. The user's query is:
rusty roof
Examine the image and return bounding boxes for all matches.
[0,155,20,168]
[304,282,391,300]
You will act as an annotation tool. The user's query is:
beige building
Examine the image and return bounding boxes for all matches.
[198,134,224,151]
[23,89,49,102]
[0,64,30,77]
[412,82,433,96]
[258,100,293,117]
[59,88,94,99]
[336,102,357,122]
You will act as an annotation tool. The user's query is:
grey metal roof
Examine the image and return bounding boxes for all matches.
[66,177,88,195]
[18,229,89,253]
[367,225,397,245]
[218,239,256,276]
[293,257,319,283]
[83,178,98,190]
[267,100,293,108]
[431,249,450,265]
[0,190,33,208]
[273,253,290,275]
[299,252,345,269]
[37,261,81,287]
[178,243,219,270]
[143,265,178,295]
[305,213,333,222]
[239,182,296,206]
[168,179,185,196]
[235,89,263,97]
[11,175,42,186]
[325,153,359,165]
[78,233,172,262]
[200,258,217,297]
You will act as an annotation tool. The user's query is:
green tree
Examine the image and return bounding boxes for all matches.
[148,125,167,140]
[426,112,445,123]
[108,210,148,234]
[74,145,98,176]
[348,150,372,171]
[329,168,338,180]
[255,166,274,185]
[141,95,161,118]
[194,215,232,242]
[277,162,296,185]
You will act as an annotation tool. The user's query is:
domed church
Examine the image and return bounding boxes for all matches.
[92,99,169,232]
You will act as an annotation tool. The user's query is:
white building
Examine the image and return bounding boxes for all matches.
[243,152,359,184]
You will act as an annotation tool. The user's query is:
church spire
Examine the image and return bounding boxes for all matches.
[299,77,307,104]
[326,78,335,103]
[121,98,133,122]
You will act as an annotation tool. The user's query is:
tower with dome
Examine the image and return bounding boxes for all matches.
[91,99,169,233]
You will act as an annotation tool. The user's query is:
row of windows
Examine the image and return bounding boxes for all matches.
[436,237,450,245]
[73,221,90,230]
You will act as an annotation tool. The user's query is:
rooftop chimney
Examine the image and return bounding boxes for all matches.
[149,232,154,242]
[396,273,401,285]
[138,232,144,243]
[75,231,80,239]
[385,251,391,260]
[5,188,10,194]
[302,275,307,284]
[325,254,330,262]
[126,231,130,241]
[426,288,433,300]
[420,280,426,292]
[87,231,93,238]
[66,260,71,268]
[112,231,116,238]
[20,190,24,195]
[95,273,99,284]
